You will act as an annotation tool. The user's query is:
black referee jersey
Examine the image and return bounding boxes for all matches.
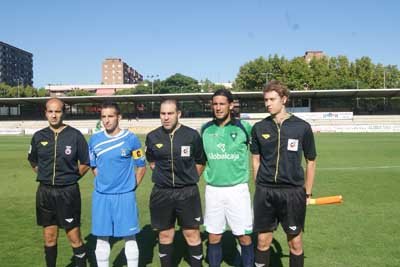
[250,115,316,187]
[28,126,90,186]
[145,124,206,188]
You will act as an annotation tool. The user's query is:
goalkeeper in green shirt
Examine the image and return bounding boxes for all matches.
[201,89,254,267]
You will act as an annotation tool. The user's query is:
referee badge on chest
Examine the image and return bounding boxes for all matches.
[287,139,299,151]
[181,146,190,157]
[65,146,72,155]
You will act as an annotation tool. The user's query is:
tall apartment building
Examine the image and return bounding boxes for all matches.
[102,58,143,85]
[0,41,33,86]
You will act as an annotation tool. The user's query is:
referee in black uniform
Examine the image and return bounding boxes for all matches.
[145,99,206,267]
[251,81,317,267]
[28,98,90,267]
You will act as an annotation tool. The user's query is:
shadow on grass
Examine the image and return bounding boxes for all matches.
[203,232,285,267]
[67,224,157,267]
[68,227,286,267]
[269,238,285,267]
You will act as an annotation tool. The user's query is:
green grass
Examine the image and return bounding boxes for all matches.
[0,133,400,266]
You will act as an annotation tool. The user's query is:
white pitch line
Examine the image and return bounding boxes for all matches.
[318,166,400,171]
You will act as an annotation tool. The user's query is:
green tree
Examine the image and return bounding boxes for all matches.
[134,83,152,94]
[285,57,311,90]
[36,88,49,97]
[235,53,400,91]
[335,56,353,88]
[309,57,333,89]
[0,83,13,97]
[268,54,288,81]
[199,79,226,93]
[355,57,375,89]
[385,65,400,88]
[234,57,272,91]
[161,73,200,93]
[114,88,135,95]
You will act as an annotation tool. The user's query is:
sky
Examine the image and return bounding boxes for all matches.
[1,0,399,88]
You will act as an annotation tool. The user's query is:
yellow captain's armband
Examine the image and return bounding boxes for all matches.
[132,148,144,159]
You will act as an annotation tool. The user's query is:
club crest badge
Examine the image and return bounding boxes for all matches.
[181,146,190,157]
[65,146,72,155]
[230,132,237,141]
[121,148,127,157]
[287,139,299,151]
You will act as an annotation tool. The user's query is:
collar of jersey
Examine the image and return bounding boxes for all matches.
[104,129,125,138]
[212,118,238,127]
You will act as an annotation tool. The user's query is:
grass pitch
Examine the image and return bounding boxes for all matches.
[0,133,399,266]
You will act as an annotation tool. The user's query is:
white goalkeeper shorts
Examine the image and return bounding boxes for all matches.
[204,183,253,236]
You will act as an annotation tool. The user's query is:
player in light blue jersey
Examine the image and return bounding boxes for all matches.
[89,102,146,267]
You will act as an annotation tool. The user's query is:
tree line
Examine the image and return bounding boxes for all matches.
[1,54,399,97]
[234,54,400,91]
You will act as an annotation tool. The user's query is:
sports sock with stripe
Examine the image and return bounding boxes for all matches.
[73,244,87,267]
[255,247,270,267]
[188,243,203,267]
[159,243,173,267]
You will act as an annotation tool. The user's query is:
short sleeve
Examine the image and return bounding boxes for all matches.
[27,134,38,166]
[193,131,206,165]
[130,134,146,167]
[302,124,317,160]
[77,132,90,165]
[88,137,96,168]
[145,134,155,162]
[250,125,261,155]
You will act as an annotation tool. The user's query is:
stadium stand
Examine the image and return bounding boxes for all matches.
[1,115,400,135]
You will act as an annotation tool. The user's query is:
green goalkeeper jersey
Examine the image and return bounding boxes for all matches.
[201,119,252,186]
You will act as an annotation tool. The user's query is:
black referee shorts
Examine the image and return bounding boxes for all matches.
[149,185,203,231]
[36,183,81,230]
[253,185,306,235]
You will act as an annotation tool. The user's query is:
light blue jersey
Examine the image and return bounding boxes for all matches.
[89,129,146,194]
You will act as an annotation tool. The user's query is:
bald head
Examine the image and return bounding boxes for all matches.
[45,98,65,111]
[45,98,65,130]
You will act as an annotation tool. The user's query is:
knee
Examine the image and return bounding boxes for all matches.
[66,227,83,247]
[44,235,57,246]
[95,238,111,262]
[125,238,139,262]
[43,229,58,246]
[288,237,303,255]
[159,229,175,244]
[257,233,272,251]
[238,235,252,246]
[183,229,201,246]
[208,234,222,245]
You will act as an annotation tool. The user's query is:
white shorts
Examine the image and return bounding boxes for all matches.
[204,183,253,236]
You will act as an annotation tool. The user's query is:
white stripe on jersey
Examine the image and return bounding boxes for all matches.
[97,141,125,157]
[93,130,129,150]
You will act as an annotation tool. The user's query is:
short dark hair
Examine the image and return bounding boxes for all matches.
[101,101,121,115]
[212,88,234,103]
[263,80,290,99]
[212,88,237,119]
[160,99,180,111]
